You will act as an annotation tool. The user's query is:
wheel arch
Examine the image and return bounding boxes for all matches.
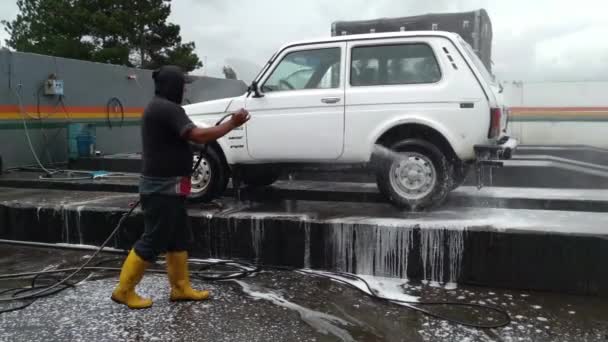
[206,141,230,170]
[374,121,460,164]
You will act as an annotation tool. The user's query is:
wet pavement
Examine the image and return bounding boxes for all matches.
[4,170,608,212]
[1,244,607,342]
[2,186,608,236]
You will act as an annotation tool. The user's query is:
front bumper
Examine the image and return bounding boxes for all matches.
[472,136,518,188]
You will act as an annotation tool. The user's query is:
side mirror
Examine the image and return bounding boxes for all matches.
[248,80,264,98]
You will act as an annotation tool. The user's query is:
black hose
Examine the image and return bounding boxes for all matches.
[0,251,510,328]
[0,197,139,304]
[106,97,125,129]
[297,269,511,329]
[0,261,259,315]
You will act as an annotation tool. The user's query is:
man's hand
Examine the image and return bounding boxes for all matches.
[187,108,250,144]
[230,108,250,128]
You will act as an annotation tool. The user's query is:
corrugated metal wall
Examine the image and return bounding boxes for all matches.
[0,50,247,168]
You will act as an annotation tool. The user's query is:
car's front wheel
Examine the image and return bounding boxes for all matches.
[376,139,452,211]
[188,146,229,203]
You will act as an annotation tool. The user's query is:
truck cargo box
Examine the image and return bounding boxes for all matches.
[332,9,492,72]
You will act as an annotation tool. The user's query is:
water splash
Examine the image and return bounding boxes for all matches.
[448,229,464,286]
[61,203,70,243]
[371,144,407,165]
[234,280,354,342]
[76,205,85,244]
[420,229,444,287]
[420,228,465,285]
[51,195,130,244]
[303,220,311,269]
[375,226,414,279]
[331,223,354,273]
[329,224,464,285]
[330,224,413,279]
[250,218,265,261]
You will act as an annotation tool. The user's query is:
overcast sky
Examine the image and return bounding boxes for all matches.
[2,0,607,83]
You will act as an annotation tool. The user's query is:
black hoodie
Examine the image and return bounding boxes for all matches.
[153,65,186,104]
[141,66,195,178]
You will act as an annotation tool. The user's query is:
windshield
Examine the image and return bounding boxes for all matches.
[262,48,341,92]
[459,38,496,86]
[252,51,279,85]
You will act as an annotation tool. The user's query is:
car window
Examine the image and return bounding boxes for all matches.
[351,43,441,86]
[263,48,341,92]
[283,69,314,89]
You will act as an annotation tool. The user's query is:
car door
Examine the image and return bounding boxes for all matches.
[244,42,346,161]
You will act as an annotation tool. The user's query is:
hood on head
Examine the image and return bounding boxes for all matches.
[152,65,191,104]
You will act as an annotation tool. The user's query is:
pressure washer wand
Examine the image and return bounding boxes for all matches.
[203,110,249,201]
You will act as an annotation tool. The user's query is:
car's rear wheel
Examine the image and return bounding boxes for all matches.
[376,139,452,210]
[188,147,229,203]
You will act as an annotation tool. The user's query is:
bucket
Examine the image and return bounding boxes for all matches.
[76,135,95,157]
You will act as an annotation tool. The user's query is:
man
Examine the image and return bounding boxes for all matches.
[111,65,249,309]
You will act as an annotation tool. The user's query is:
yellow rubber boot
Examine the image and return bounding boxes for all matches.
[111,249,153,309]
[166,251,210,301]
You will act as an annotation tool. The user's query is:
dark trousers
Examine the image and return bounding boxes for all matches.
[134,194,191,262]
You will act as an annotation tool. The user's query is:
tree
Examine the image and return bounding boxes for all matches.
[222,66,238,80]
[2,0,202,71]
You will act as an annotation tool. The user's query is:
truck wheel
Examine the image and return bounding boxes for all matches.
[241,167,281,187]
[376,140,453,211]
[188,146,229,203]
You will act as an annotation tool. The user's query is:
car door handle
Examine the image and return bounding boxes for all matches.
[321,97,341,104]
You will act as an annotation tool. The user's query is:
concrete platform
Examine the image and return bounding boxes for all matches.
[61,145,608,189]
[2,244,607,342]
[516,145,608,166]
[1,187,607,297]
[2,170,608,212]
[68,153,142,173]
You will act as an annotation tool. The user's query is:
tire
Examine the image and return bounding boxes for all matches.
[376,139,453,211]
[187,146,229,203]
[241,167,280,187]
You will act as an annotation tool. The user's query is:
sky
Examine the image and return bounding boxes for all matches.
[1,0,607,83]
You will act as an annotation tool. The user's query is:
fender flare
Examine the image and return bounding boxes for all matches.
[369,117,460,158]
[392,138,444,156]
[370,138,445,171]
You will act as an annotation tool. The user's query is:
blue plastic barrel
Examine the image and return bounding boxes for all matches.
[76,135,94,157]
[68,123,95,159]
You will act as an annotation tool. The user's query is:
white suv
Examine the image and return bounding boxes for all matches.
[184,31,516,210]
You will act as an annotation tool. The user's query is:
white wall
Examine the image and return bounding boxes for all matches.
[503,81,608,147]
